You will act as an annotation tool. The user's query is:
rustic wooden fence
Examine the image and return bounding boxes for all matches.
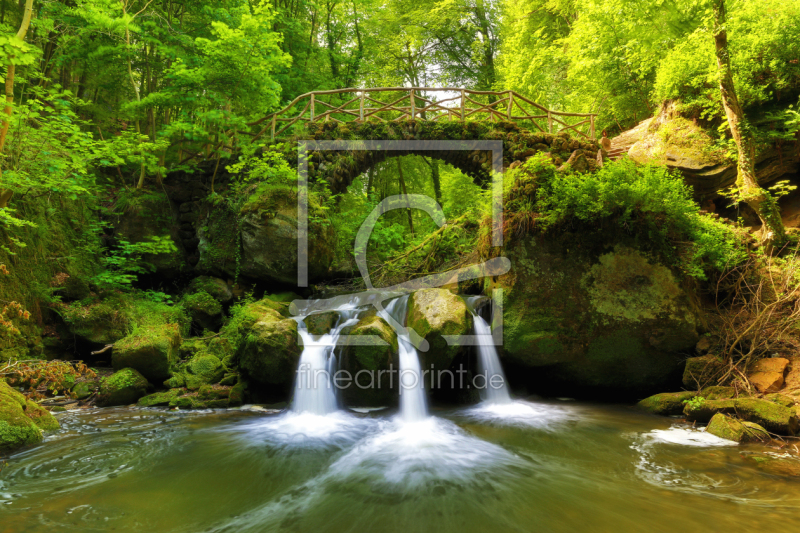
[247,87,597,141]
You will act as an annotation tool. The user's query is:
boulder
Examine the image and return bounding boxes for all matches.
[749,372,785,393]
[685,397,799,435]
[237,307,300,385]
[495,235,700,393]
[338,314,399,406]
[96,368,150,407]
[112,324,181,382]
[407,289,472,372]
[137,389,182,407]
[748,357,789,393]
[181,290,224,331]
[0,381,60,452]
[766,393,795,408]
[305,311,338,335]
[199,186,335,284]
[700,386,736,400]
[706,413,769,443]
[71,380,98,400]
[185,353,225,389]
[187,276,233,304]
[683,355,727,389]
[637,391,696,416]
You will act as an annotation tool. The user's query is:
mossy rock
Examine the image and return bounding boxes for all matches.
[407,289,472,372]
[238,309,300,386]
[181,290,224,331]
[184,353,224,390]
[220,298,289,352]
[188,276,233,303]
[61,293,189,346]
[706,413,769,443]
[700,386,736,400]
[24,401,60,432]
[0,381,59,452]
[96,368,150,407]
[338,314,399,407]
[766,393,795,408]
[493,234,700,394]
[202,186,335,284]
[683,355,727,390]
[166,385,239,409]
[305,311,338,335]
[268,292,301,303]
[137,389,183,407]
[637,391,696,416]
[685,398,799,435]
[112,324,182,382]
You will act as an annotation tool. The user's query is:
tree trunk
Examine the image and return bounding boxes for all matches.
[0,0,35,207]
[396,158,414,234]
[713,0,786,248]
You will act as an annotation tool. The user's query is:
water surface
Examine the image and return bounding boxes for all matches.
[2,403,799,532]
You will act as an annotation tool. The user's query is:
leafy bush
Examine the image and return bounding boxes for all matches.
[91,235,178,290]
[500,154,746,279]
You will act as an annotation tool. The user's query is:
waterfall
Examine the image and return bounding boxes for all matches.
[472,312,511,404]
[381,295,428,422]
[293,309,360,415]
[464,297,511,404]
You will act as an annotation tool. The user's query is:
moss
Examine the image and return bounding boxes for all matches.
[706,413,768,443]
[196,203,239,274]
[238,312,299,385]
[305,311,338,335]
[96,368,150,407]
[0,381,57,451]
[407,289,472,372]
[113,323,182,382]
[187,277,232,303]
[685,397,799,435]
[186,353,224,388]
[24,401,60,432]
[0,194,98,358]
[137,389,183,407]
[766,393,796,408]
[182,291,223,317]
[61,292,190,345]
[637,391,696,416]
[700,386,736,400]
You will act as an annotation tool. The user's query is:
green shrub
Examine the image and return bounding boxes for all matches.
[504,154,746,279]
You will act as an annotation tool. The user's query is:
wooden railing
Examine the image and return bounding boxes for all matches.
[247,87,598,141]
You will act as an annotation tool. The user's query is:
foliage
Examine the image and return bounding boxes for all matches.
[91,236,178,290]
[683,396,706,411]
[498,154,746,278]
[0,360,97,401]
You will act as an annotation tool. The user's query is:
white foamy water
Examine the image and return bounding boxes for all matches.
[380,295,429,422]
[471,311,511,404]
[293,307,360,415]
[641,426,738,447]
[462,400,578,429]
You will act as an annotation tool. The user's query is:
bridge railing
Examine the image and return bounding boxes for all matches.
[246,88,598,141]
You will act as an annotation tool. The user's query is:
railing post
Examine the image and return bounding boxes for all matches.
[410,89,415,120]
[310,93,315,121]
[359,91,365,122]
[506,91,512,120]
[271,114,276,140]
[547,110,552,134]
[590,115,596,140]
[460,90,465,121]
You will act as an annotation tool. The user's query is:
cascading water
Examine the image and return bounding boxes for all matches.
[472,312,511,404]
[293,308,360,415]
[464,296,511,404]
[381,295,428,422]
